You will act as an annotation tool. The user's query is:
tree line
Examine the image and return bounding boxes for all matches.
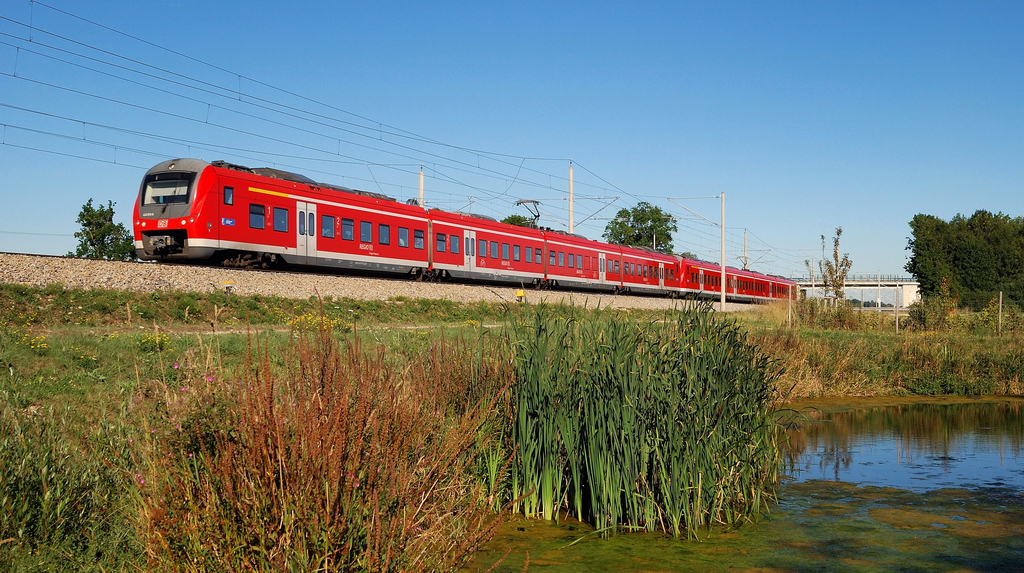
[906,210,1024,310]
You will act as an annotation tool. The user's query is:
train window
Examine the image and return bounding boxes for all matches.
[513,245,521,261]
[437,234,447,252]
[525,247,532,264]
[466,237,472,256]
[360,221,372,243]
[450,235,460,254]
[584,257,590,271]
[576,255,583,269]
[502,243,510,260]
[479,239,487,257]
[489,241,498,259]
[322,215,335,238]
[308,213,315,236]
[249,204,265,229]
[299,211,306,235]
[379,224,390,245]
[550,251,556,266]
[342,219,355,241]
[567,253,574,268]
[273,208,288,232]
[223,186,234,205]
[398,227,409,247]
[414,229,425,249]
[142,172,193,205]
[558,252,565,267]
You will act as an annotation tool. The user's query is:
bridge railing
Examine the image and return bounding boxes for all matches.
[792,274,917,283]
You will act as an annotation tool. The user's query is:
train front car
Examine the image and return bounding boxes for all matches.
[133,159,216,261]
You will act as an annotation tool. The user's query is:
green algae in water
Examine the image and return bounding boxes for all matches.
[464,398,1024,572]
[465,482,1024,573]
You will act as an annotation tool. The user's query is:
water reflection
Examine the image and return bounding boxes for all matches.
[783,400,1024,491]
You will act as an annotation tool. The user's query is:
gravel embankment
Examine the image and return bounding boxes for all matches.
[0,253,754,312]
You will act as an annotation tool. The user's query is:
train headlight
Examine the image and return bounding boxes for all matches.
[181,219,187,225]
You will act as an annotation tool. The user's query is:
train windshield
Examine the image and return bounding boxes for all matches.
[142,172,194,206]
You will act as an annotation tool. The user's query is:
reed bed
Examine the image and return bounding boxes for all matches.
[749,327,1024,397]
[134,326,513,572]
[508,304,782,538]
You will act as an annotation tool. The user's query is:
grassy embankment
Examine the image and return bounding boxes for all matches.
[738,299,1024,398]
[0,283,781,572]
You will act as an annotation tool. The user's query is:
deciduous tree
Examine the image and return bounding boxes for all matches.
[501,214,533,228]
[602,202,677,254]
[69,199,137,261]
[906,210,1024,309]
[819,227,853,299]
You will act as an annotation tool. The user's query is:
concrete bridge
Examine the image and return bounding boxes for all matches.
[792,273,920,309]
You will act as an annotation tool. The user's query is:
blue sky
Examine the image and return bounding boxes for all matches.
[1,1,1021,281]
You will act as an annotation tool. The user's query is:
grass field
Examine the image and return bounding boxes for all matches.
[1,284,1016,571]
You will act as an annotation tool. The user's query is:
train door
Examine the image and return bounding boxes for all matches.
[658,262,665,288]
[464,230,476,273]
[296,202,317,264]
[598,252,607,284]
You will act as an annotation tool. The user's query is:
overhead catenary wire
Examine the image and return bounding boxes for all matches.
[0,12,641,219]
[0,13,629,198]
[0,4,806,273]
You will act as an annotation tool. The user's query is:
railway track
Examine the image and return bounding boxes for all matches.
[0,252,744,312]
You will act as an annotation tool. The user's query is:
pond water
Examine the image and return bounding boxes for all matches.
[785,397,1024,491]
[464,397,1024,573]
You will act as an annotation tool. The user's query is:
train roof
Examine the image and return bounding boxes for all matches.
[209,160,395,202]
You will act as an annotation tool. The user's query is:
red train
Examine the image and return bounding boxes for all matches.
[132,158,795,302]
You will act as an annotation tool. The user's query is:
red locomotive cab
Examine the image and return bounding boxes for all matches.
[134,158,218,261]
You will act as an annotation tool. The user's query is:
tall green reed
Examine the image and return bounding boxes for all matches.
[508,304,781,538]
